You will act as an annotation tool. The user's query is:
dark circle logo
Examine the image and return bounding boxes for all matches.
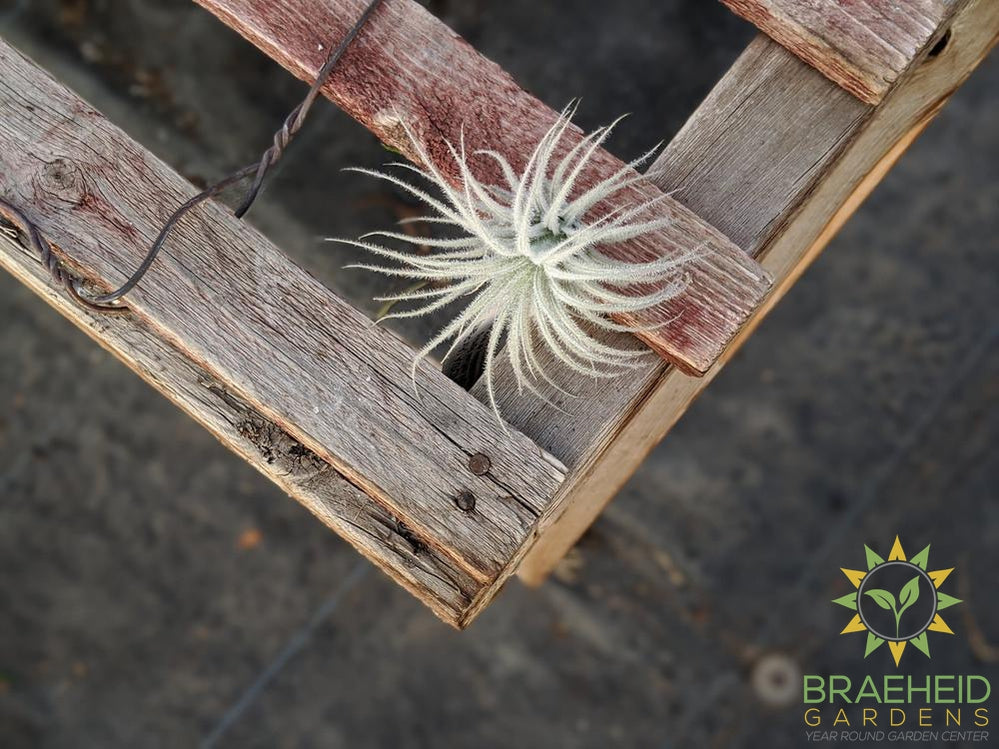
[857,561,937,642]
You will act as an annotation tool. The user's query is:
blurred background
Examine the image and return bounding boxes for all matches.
[0,1,996,747]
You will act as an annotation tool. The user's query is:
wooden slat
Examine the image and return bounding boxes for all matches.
[0,39,566,599]
[720,0,965,104]
[193,0,773,376]
[645,36,868,253]
[515,0,998,582]
[0,228,483,626]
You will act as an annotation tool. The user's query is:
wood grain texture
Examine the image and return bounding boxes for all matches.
[0,227,484,626]
[517,0,999,582]
[0,39,566,595]
[192,0,772,375]
[646,36,869,253]
[720,0,964,104]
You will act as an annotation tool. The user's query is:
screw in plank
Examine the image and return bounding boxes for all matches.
[454,490,476,513]
[467,452,491,475]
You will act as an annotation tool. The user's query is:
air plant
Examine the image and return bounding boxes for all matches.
[331,104,696,422]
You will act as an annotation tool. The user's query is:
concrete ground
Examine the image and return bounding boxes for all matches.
[0,1,996,747]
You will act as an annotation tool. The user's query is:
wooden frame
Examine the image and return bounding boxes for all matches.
[1,0,995,626]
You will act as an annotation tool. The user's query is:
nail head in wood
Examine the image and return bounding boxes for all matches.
[468,453,491,476]
[454,490,476,513]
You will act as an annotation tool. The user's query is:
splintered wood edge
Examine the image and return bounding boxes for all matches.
[720,0,969,104]
[515,0,999,583]
[0,37,569,624]
[193,0,772,376]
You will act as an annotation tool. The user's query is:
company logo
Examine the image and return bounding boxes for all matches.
[833,536,962,666]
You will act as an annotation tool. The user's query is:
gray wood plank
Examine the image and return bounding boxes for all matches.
[0,227,483,626]
[516,0,999,581]
[0,38,565,587]
[646,36,869,255]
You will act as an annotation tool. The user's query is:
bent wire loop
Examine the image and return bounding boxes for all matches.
[0,0,383,314]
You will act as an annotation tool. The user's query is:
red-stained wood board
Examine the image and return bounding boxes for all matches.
[193,0,773,375]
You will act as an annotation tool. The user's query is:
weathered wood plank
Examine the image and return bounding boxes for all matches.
[646,36,869,253]
[516,0,998,583]
[0,38,566,590]
[719,0,964,104]
[193,0,772,376]
[0,226,483,626]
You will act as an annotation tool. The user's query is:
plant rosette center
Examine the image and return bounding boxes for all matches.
[520,209,585,264]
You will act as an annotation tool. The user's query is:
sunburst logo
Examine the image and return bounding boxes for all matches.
[833,536,962,667]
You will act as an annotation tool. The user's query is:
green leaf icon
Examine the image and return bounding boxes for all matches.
[864,589,896,611]
[897,575,920,616]
[866,576,922,639]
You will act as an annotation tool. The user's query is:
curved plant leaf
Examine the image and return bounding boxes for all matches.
[897,575,921,616]
[864,589,897,612]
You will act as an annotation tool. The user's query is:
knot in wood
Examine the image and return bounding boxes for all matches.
[37,158,85,203]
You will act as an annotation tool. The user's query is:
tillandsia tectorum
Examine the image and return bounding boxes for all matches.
[330,104,698,423]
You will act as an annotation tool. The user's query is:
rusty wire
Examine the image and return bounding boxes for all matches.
[0,199,132,315]
[0,0,383,314]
